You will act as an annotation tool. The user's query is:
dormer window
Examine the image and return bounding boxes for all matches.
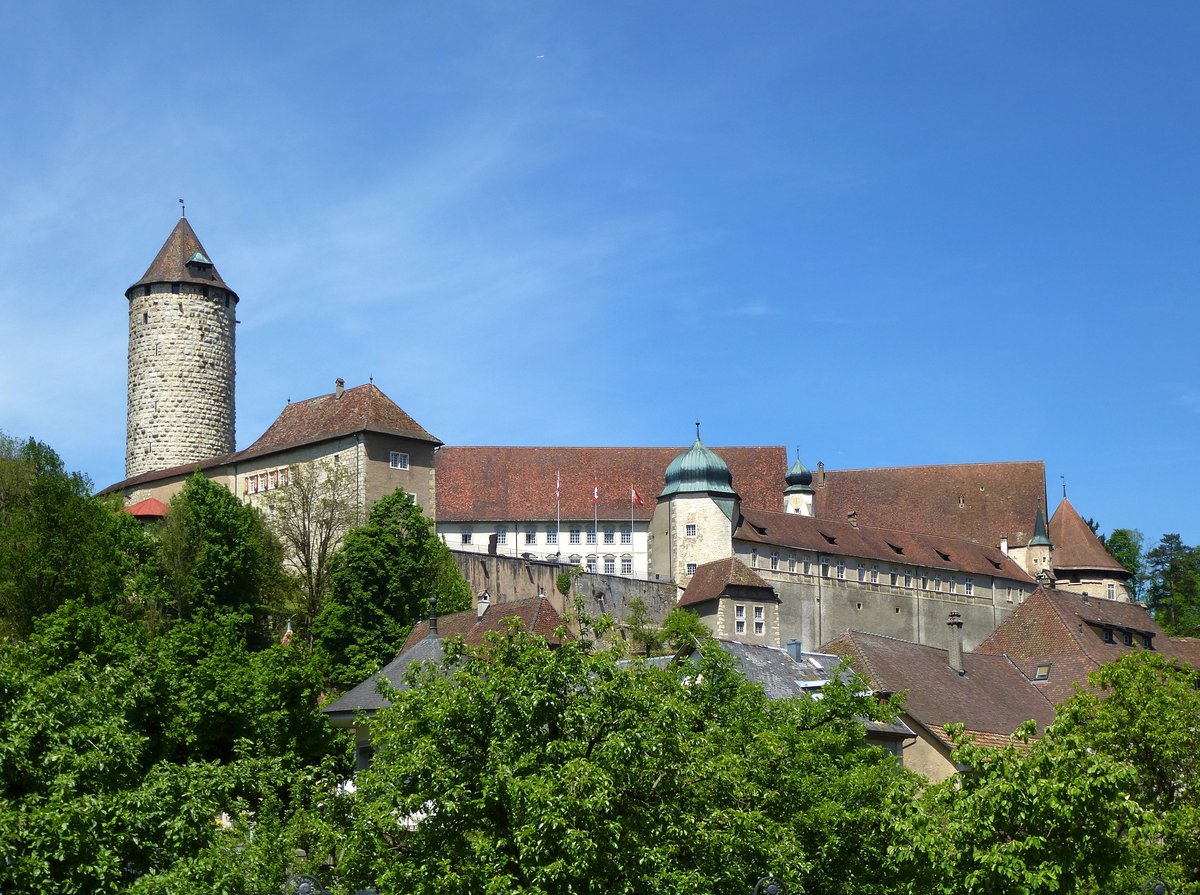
[1122,631,1133,646]
[1102,628,1115,644]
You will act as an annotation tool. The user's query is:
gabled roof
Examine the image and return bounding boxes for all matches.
[323,596,566,724]
[126,217,237,300]
[823,629,1057,749]
[242,383,440,460]
[736,507,1034,583]
[1049,499,1127,574]
[813,461,1046,548]
[976,586,1173,703]
[433,445,786,522]
[120,496,168,519]
[678,557,779,608]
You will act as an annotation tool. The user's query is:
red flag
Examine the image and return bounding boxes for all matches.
[593,480,600,503]
[632,487,644,507]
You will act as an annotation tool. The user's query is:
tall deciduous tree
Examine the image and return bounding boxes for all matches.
[262,459,362,640]
[341,629,914,895]
[312,489,470,690]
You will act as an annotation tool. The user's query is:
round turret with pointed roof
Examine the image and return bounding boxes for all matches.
[784,451,814,494]
[660,423,738,499]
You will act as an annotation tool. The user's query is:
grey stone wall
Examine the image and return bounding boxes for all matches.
[126,283,236,477]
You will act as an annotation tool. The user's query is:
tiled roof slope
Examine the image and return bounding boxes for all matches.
[434,445,786,522]
[1049,498,1127,573]
[679,557,778,607]
[976,587,1181,704]
[824,629,1057,747]
[241,383,440,460]
[323,632,445,717]
[737,507,1034,583]
[99,451,239,495]
[121,497,169,518]
[813,461,1046,548]
[127,217,236,298]
[401,595,565,653]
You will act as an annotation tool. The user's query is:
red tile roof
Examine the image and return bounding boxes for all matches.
[1049,498,1127,574]
[736,507,1034,583]
[434,445,786,522]
[678,557,779,607]
[813,461,1046,548]
[242,383,440,460]
[400,595,566,652]
[120,496,168,518]
[824,629,1057,743]
[126,218,237,299]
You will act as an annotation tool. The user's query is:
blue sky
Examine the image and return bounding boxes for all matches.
[1,2,1196,547]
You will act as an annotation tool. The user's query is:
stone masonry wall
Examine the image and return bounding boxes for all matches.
[126,283,236,477]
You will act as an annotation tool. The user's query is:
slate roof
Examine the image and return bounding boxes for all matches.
[678,557,779,608]
[824,629,1057,749]
[976,586,1175,704]
[1048,498,1128,574]
[433,445,786,522]
[736,507,1034,583]
[241,383,440,460]
[323,596,566,724]
[126,217,237,299]
[812,461,1046,548]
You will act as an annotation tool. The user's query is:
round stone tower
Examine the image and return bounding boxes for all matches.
[125,215,238,478]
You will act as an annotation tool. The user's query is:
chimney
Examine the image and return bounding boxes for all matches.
[786,638,803,661]
[476,590,490,619]
[816,461,826,490]
[334,377,345,398]
[428,594,438,635]
[947,611,964,675]
[999,535,1009,556]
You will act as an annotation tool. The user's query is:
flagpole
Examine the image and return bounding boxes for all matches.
[593,473,599,573]
[630,486,635,575]
[556,471,561,558]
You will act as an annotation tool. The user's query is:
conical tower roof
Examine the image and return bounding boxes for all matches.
[1028,501,1052,547]
[125,217,238,300]
[660,425,737,499]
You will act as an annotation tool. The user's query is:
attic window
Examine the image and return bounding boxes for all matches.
[1102,627,1115,644]
[1122,631,1133,647]
[887,542,904,555]
[988,558,1002,570]
[1143,634,1154,649]
[1034,664,1051,681]
[819,531,837,545]
[935,549,951,562]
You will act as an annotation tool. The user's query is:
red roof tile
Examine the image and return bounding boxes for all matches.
[120,496,168,518]
[242,383,440,459]
[400,596,566,652]
[126,218,237,299]
[1049,498,1127,574]
[737,507,1034,583]
[823,629,1057,737]
[678,557,778,607]
[434,445,786,522]
[813,461,1046,548]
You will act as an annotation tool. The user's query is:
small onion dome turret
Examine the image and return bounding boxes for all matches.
[785,454,814,494]
[660,425,738,499]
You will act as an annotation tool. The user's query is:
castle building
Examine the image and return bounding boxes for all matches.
[125,215,238,478]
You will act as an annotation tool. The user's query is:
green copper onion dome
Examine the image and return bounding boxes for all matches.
[660,424,737,499]
[784,451,814,494]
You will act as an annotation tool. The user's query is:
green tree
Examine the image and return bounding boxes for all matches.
[624,596,663,656]
[1106,527,1145,601]
[661,606,711,651]
[262,459,362,641]
[312,489,470,690]
[158,472,286,626]
[343,628,914,895]
[1145,534,1200,635]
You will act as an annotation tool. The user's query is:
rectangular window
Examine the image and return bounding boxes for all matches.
[789,558,796,573]
[604,557,615,574]
[1107,583,1115,600]
[258,473,267,491]
[586,557,597,573]
[621,527,631,544]
[547,530,558,545]
[736,619,745,635]
[871,566,879,584]
[603,528,614,544]
[389,451,410,470]
[965,578,974,596]
[754,621,764,635]
[586,529,597,545]
[1034,664,1051,681]
[496,530,507,545]
[771,552,779,571]
[286,466,295,485]
[686,562,697,576]
[858,565,866,582]
[244,476,252,494]
[461,530,473,545]
[904,572,913,588]
[269,470,278,489]
[751,549,758,568]
[949,577,957,594]
[836,560,845,579]
[754,606,764,620]
[822,560,830,578]
[890,571,898,586]
[735,605,745,619]
[621,556,633,574]
[569,529,581,544]
[804,560,811,575]
[525,529,537,545]
[922,575,929,591]
[685,523,697,537]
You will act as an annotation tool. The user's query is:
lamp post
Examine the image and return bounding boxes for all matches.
[753,876,785,895]
[1143,879,1169,895]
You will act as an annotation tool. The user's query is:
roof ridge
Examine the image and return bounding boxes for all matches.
[826,460,1044,473]
[744,506,1013,553]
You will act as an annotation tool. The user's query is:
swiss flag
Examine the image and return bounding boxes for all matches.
[632,487,644,507]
